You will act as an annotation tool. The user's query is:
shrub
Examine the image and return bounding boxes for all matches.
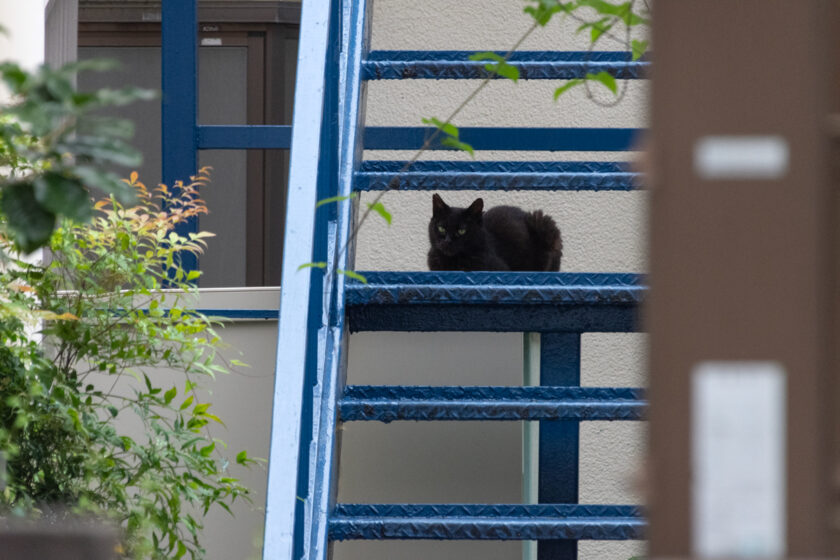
[0,169,253,559]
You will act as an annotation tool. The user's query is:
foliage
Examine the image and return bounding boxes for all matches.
[523,0,651,100]
[0,168,253,559]
[0,60,155,252]
[421,117,474,157]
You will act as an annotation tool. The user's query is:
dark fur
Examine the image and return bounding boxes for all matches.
[427,194,563,271]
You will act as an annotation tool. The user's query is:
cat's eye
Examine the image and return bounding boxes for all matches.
[437,225,446,234]
[457,227,467,236]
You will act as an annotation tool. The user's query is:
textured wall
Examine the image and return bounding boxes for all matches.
[339,1,649,560]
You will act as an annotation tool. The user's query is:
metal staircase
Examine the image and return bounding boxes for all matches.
[263,1,648,559]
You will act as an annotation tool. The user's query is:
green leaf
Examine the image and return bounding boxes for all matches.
[175,541,187,559]
[554,78,584,99]
[590,19,614,42]
[422,117,459,139]
[33,172,92,222]
[523,0,574,26]
[586,71,618,94]
[164,386,177,405]
[60,135,143,168]
[315,193,358,209]
[441,137,475,157]
[469,52,520,82]
[0,62,28,92]
[337,269,367,283]
[297,262,327,272]
[1,182,56,253]
[193,402,210,415]
[199,442,215,457]
[186,270,201,281]
[236,450,248,465]
[631,39,649,61]
[366,202,392,225]
[179,395,194,411]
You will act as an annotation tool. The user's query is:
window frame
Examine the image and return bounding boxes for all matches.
[78,2,299,286]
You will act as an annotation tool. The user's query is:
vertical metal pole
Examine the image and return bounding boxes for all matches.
[538,333,580,560]
[161,0,198,274]
[523,333,540,560]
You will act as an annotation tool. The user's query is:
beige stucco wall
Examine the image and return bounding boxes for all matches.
[339,1,649,560]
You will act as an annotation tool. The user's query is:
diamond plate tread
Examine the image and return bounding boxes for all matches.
[346,272,645,305]
[363,50,649,80]
[339,385,646,422]
[355,160,638,191]
[329,503,646,541]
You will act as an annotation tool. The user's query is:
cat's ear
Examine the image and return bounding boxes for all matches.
[467,198,484,217]
[432,193,449,215]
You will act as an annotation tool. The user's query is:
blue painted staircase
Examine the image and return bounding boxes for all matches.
[262,1,649,559]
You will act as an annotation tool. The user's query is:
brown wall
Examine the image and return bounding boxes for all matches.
[649,1,840,556]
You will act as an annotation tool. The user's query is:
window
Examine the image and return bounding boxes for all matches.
[78,1,299,286]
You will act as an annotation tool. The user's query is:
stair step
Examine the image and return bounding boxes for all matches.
[346,272,644,332]
[329,504,646,541]
[339,385,646,422]
[355,161,638,191]
[363,50,649,80]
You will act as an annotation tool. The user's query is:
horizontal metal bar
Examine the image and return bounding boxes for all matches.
[355,160,638,191]
[339,385,646,422]
[329,503,645,541]
[364,50,649,80]
[195,126,642,151]
[362,127,641,151]
[196,125,292,149]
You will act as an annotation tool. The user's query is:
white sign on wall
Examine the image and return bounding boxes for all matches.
[694,136,789,180]
[692,361,786,558]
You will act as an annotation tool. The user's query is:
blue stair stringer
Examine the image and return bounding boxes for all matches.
[262,1,650,559]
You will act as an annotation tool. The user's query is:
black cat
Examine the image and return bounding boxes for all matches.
[427,194,562,271]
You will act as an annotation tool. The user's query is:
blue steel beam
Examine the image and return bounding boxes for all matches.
[197,125,292,149]
[339,385,646,421]
[262,0,335,558]
[346,272,644,332]
[161,1,198,274]
[363,50,649,80]
[355,160,638,191]
[299,0,371,558]
[329,504,645,541]
[539,333,580,559]
[363,127,641,151]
